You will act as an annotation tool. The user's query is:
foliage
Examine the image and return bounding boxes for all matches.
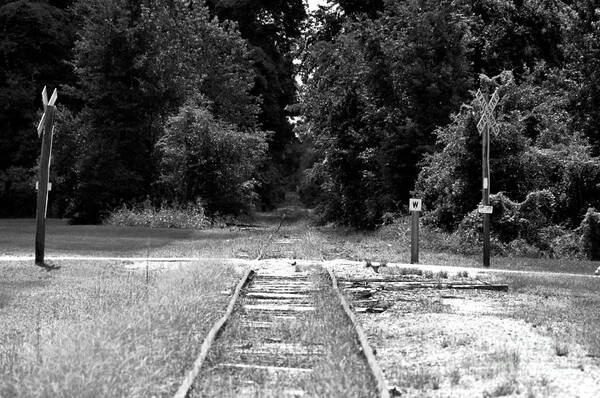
[155,100,268,216]
[0,1,76,217]
[568,1,600,155]
[467,0,568,77]
[415,68,600,231]
[454,191,591,258]
[0,1,75,170]
[205,0,307,202]
[580,208,600,260]
[104,199,210,229]
[69,0,259,223]
[0,167,35,217]
[299,0,473,228]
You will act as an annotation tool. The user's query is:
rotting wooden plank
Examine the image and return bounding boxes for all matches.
[246,289,317,295]
[326,268,390,398]
[233,342,325,354]
[246,292,310,300]
[239,321,277,329]
[244,304,315,312]
[255,276,311,281]
[245,300,313,307]
[216,363,313,374]
[340,278,508,292]
[339,278,414,283]
[378,283,508,292]
[173,269,255,398]
[250,282,313,287]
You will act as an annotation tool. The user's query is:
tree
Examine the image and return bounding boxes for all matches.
[156,98,267,215]
[299,0,473,227]
[467,0,567,78]
[415,68,600,231]
[568,1,600,155]
[205,0,307,206]
[69,0,259,222]
[0,0,76,216]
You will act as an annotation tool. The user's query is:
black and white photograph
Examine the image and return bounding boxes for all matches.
[1,0,600,396]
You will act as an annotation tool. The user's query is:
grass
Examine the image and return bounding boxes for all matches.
[1,215,598,276]
[191,269,378,397]
[0,260,239,397]
[492,272,600,356]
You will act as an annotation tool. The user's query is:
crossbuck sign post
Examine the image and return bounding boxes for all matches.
[35,86,57,265]
[475,87,499,268]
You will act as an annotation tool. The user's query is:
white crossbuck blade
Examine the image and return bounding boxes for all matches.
[42,86,48,108]
[37,87,58,137]
[475,88,499,135]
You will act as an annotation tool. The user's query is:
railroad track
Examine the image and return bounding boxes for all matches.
[174,265,389,398]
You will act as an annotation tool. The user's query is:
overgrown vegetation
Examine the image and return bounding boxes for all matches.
[0,260,239,397]
[0,0,304,222]
[104,199,211,229]
[1,0,600,263]
[298,0,600,237]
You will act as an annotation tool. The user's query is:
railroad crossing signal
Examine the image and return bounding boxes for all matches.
[475,88,499,135]
[474,86,500,268]
[35,86,58,266]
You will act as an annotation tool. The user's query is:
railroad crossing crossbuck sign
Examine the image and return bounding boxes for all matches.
[475,88,499,135]
[474,86,499,268]
[38,86,57,137]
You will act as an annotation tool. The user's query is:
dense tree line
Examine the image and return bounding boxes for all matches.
[2,0,600,243]
[298,0,600,232]
[0,0,303,222]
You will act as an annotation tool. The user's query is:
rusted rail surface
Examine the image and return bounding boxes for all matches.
[326,268,391,398]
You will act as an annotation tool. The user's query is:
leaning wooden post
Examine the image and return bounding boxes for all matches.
[409,198,422,264]
[35,87,57,266]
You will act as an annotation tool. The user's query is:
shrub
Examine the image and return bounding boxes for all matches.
[104,199,210,229]
[506,238,543,258]
[415,67,600,231]
[580,208,600,260]
[455,190,573,257]
[550,230,582,259]
[156,99,267,216]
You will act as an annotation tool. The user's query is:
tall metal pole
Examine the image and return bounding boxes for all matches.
[482,117,491,267]
[35,105,55,265]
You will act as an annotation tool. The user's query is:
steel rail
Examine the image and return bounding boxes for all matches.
[173,268,255,398]
[326,267,391,398]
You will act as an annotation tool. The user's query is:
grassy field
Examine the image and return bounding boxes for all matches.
[1,213,598,276]
[492,271,600,357]
[0,260,240,397]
